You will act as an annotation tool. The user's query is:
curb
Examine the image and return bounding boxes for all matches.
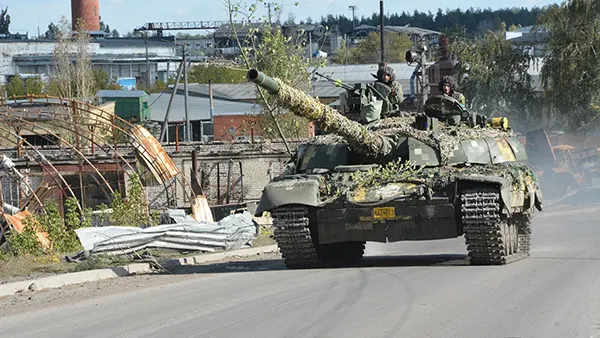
[0,244,280,298]
[162,244,279,268]
[0,263,152,298]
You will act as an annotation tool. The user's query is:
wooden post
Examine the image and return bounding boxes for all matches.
[175,124,180,152]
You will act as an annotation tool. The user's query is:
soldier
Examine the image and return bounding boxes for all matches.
[373,65,404,114]
[438,75,466,106]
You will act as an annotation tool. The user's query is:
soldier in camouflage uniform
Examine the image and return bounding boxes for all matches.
[439,75,466,106]
[374,66,404,115]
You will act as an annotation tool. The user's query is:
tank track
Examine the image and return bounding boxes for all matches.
[516,213,532,255]
[272,206,320,269]
[461,187,529,265]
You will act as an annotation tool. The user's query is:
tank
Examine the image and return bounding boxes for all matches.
[248,69,544,269]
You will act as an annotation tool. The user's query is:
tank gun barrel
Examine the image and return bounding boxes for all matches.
[247,69,391,156]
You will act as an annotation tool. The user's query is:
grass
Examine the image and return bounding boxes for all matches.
[0,253,132,283]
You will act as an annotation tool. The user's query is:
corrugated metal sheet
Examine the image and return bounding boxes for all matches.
[97,90,149,98]
[75,211,257,255]
[130,125,180,182]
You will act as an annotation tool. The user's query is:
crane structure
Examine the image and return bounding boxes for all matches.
[134,21,254,37]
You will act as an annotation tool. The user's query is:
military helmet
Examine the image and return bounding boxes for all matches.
[373,65,396,82]
[438,75,458,93]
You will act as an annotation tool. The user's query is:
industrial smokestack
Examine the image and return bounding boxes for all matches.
[71,0,101,32]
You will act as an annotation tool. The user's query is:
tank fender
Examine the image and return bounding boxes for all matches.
[455,175,514,213]
[457,174,544,214]
[254,178,321,216]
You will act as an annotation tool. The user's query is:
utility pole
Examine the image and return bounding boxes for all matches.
[183,43,191,142]
[159,60,184,143]
[145,33,152,88]
[348,5,357,29]
[309,31,313,61]
[208,79,214,142]
[379,0,385,64]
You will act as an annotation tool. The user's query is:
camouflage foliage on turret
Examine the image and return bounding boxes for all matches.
[249,69,516,163]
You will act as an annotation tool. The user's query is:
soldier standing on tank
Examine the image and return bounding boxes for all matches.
[374,65,404,114]
[439,75,466,106]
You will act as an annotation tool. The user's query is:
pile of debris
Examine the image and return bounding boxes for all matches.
[75,209,259,256]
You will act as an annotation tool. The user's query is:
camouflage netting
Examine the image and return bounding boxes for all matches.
[271,78,516,164]
[321,159,537,201]
[273,78,387,155]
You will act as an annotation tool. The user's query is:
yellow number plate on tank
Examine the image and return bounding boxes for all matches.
[373,206,395,220]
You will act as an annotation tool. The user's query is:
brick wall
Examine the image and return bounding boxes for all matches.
[212,115,316,142]
[213,115,260,141]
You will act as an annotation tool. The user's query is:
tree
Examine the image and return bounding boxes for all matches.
[44,22,59,39]
[0,7,10,34]
[110,29,120,38]
[536,0,600,131]
[6,75,24,97]
[25,76,44,95]
[6,74,45,97]
[330,38,354,64]
[93,69,121,90]
[333,31,412,64]
[450,26,542,131]
[226,0,317,148]
[188,64,247,83]
[100,20,110,34]
[48,17,96,101]
[317,7,549,38]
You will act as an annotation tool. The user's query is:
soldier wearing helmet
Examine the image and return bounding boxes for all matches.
[438,75,466,106]
[373,65,404,115]
[359,65,404,124]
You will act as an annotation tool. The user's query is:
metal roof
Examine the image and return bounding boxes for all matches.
[311,63,417,82]
[173,63,419,102]
[177,83,256,101]
[175,83,257,101]
[353,25,441,36]
[214,22,263,38]
[509,32,549,44]
[148,93,259,122]
[96,38,176,48]
[97,90,149,98]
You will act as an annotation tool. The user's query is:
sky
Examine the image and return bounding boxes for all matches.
[6,0,561,36]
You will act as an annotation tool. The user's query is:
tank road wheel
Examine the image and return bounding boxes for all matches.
[460,186,525,265]
[272,206,320,269]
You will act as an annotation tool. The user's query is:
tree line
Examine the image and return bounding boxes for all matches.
[309,6,553,38]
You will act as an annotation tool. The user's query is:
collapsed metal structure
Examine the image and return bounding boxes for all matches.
[0,95,199,221]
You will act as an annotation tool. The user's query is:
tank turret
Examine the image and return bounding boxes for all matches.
[247,69,513,163]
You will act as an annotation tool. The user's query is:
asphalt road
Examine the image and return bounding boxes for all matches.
[2,206,600,338]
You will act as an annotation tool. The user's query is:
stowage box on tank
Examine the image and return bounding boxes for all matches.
[247,69,544,269]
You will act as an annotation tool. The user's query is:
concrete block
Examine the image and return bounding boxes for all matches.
[163,244,279,267]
